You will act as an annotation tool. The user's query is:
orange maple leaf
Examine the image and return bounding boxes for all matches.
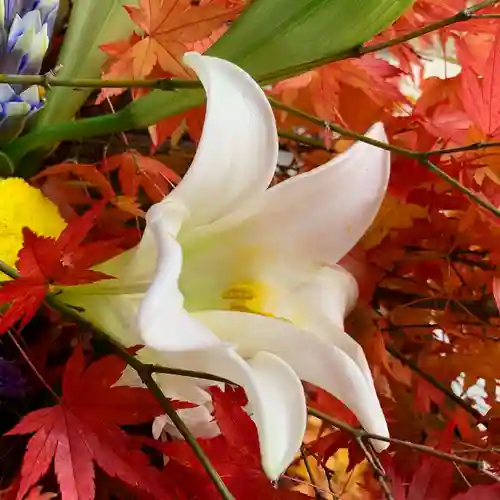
[101,0,240,82]
[272,56,408,135]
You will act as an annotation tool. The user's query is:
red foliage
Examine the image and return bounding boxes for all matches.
[6,346,175,500]
[0,202,120,334]
[6,1,500,499]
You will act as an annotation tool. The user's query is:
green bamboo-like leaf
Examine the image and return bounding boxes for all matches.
[34,0,138,127]
[8,0,412,169]
[113,0,413,129]
[207,0,414,81]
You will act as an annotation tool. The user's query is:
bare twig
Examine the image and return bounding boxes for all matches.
[355,437,394,500]
[270,97,500,219]
[300,448,323,500]
[328,0,500,62]
[385,344,487,423]
[147,364,233,384]
[308,408,500,482]
[44,295,236,500]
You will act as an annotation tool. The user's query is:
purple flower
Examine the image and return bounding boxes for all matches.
[0,357,26,397]
[0,0,58,139]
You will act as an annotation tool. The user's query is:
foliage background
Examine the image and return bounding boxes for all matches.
[3,0,500,499]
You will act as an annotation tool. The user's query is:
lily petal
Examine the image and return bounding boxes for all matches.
[195,310,389,451]
[160,346,307,480]
[233,123,390,264]
[291,265,377,389]
[157,52,278,231]
[138,209,223,351]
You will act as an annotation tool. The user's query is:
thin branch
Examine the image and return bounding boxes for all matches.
[278,129,333,151]
[133,364,236,500]
[300,448,322,500]
[426,141,500,156]
[470,13,500,18]
[147,364,233,385]
[355,437,394,500]
[373,286,499,320]
[347,0,500,56]
[269,98,500,219]
[259,0,500,82]
[6,329,59,400]
[307,408,500,482]
[44,295,236,500]
[385,343,486,423]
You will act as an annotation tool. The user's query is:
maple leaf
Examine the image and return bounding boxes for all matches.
[458,29,500,138]
[0,202,119,334]
[272,55,408,135]
[101,0,240,83]
[23,487,57,500]
[101,151,180,203]
[160,385,309,499]
[34,163,115,200]
[5,346,182,500]
[452,485,500,500]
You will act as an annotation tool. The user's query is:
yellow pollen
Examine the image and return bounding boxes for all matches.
[0,178,66,269]
[221,281,275,317]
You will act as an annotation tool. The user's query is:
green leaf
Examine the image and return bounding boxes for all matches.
[34,0,138,128]
[207,0,414,82]
[7,0,412,169]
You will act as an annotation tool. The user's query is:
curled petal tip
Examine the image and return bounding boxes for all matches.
[163,52,278,229]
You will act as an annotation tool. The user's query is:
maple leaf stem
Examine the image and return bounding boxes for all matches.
[307,408,500,482]
[269,97,500,219]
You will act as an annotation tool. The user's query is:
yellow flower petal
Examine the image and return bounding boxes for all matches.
[0,178,66,268]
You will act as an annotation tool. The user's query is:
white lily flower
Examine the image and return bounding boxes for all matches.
[60,52,391,480]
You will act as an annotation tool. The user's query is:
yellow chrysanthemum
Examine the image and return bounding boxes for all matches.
[0,178,66,268]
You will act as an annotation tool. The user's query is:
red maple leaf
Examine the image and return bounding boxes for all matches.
[452,485,500,500]
[0,202,120,334]
[99,0,240,91]
[5,346,190,500]
[158,385,309,499]
[101,151,181,203]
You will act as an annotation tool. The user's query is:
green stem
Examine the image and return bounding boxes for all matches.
[5,0,498,167]
[119,351,236,499]
[278,129,333,151]
[426,141,500,156]
[0,73,200,90]
[9,110,150,176]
